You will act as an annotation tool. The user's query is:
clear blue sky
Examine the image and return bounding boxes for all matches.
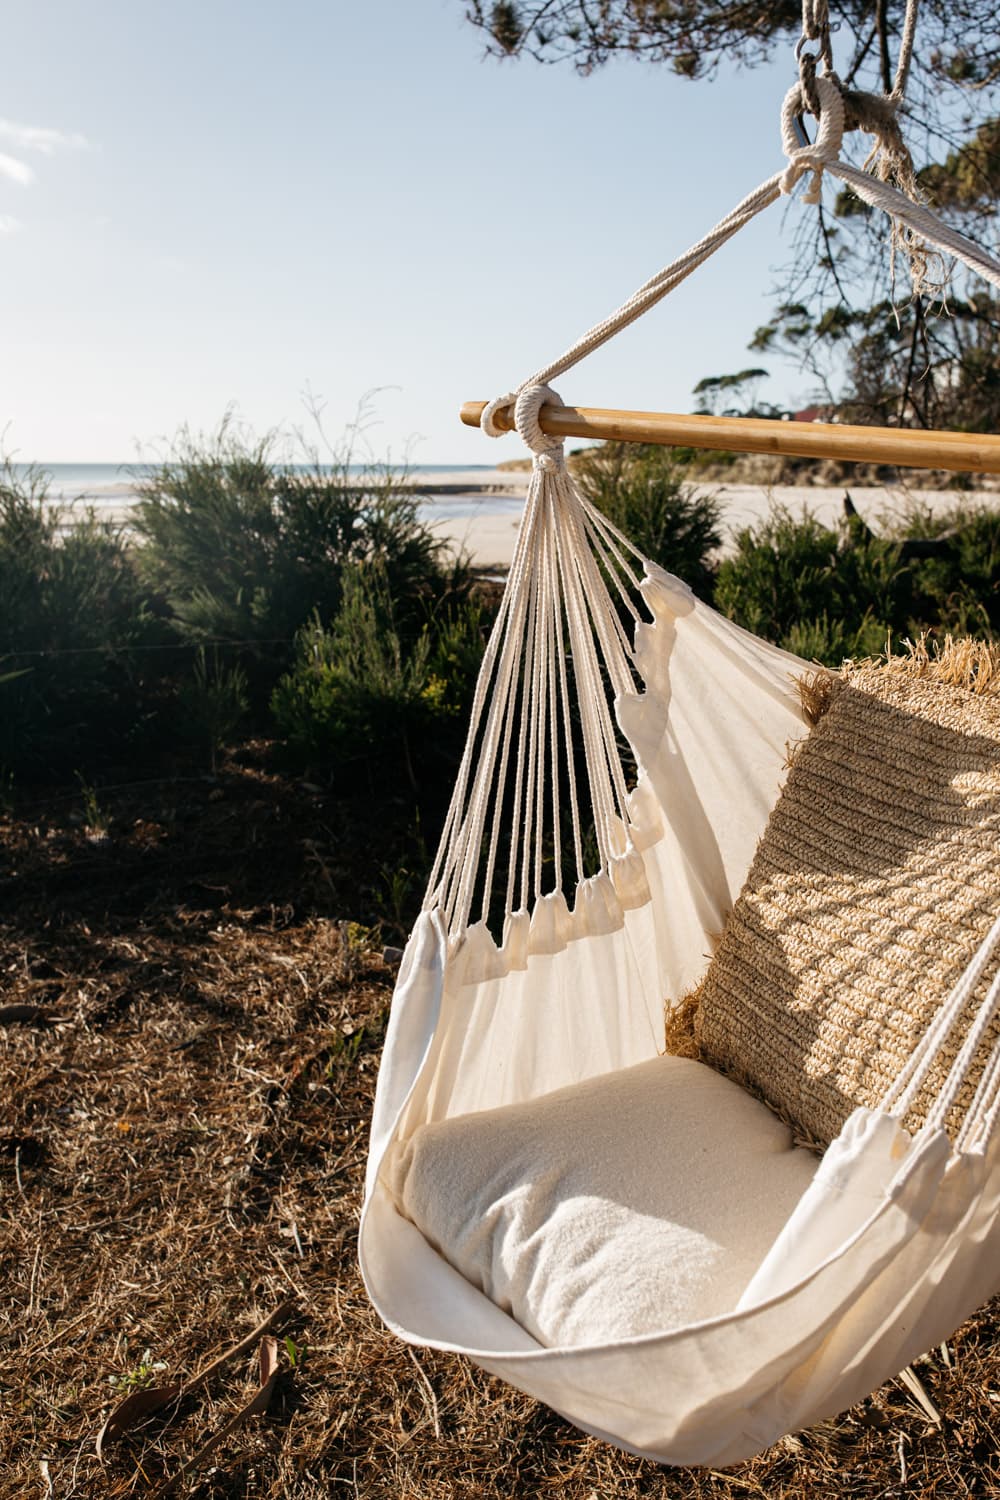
[1,1,819,464]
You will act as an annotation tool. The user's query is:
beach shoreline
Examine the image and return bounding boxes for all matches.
[43,465,1000,573]
[427,478,1000,571]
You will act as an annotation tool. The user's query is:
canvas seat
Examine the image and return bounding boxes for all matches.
[360,562,1000,1466]
[360,9,1000,1461]
[382,1054,819,1348]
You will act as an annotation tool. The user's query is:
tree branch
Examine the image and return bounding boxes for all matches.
[875,0,893,93]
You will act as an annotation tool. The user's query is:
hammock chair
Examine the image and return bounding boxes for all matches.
[360,2,1000,1467]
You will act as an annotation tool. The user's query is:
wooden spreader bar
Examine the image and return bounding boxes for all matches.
[460,399,1000,476]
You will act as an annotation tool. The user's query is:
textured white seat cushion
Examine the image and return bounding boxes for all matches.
[382,1055,818,1348]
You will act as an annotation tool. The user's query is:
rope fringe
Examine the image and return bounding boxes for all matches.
[425,447,646,939]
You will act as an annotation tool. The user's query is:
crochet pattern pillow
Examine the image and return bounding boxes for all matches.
[695,646,1000,1145]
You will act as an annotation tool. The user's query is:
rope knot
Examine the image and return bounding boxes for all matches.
[479,384,565,468]
[780,75,845,205]
[514,384,564,466]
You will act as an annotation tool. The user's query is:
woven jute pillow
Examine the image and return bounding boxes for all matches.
[694,641,1000,1146]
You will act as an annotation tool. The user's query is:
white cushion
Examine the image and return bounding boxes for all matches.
[382,1055,818,1348]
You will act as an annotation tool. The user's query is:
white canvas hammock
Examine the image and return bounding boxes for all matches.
[360,6,1000,1467]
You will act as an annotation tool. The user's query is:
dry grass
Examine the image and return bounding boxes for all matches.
[796,634,1000,726]
[3,754,1000,1498]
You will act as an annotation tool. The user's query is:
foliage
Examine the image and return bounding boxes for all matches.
[0,460,161,776]
[920,117,1000,215]
[107,1349,168,1393]
[133,418,454,673]
[718,508,862,646]
[752,295,1000,435]
[715,499,1000,664]
[883,500,1000,635]
[573,443,722,598]
[178,646,250,773]
[270,562,487,792]
[75,773,110,838]
[0,416,482,786]
[465,3,1000,107]
[692,367,781,418]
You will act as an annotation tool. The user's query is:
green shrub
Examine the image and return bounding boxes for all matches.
[716,508,848,645]
[573,443,722,598]
[178,646,249,772]
[715,499,1000,665]
[271,563,485,792]
[780,610,893,664]
[888,501,1000,636]
[0,461,160,776]
[133,419,457,682]
[715,507,909,661]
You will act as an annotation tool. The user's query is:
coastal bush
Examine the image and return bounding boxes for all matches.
[715,500,1000,664]
[178,645,250,773]
[779,610,892,664]
[716,508,861,648]
[573,443,722,599]
[0,462,160,777]
[271,562,486,793]
[133,420,462,703]
[883,501,1000,637]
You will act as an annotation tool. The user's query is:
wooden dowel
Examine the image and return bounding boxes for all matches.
[460,400,1000,475]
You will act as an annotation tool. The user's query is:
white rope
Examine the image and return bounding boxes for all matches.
[481,73,1000,440]
[542,501,563,893]
[427,37,1000,945]
[429,377,645,936]
[780,76,845,204]
[830,157,1000,290]
[956,1014,1000,1151]
[925,968,1000,1137]
[881,913,1000,1120]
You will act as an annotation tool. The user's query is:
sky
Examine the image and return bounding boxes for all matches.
[1,1,822,465]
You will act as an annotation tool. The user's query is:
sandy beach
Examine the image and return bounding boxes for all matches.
[426,476,1000,571]
[49,465,1000,573]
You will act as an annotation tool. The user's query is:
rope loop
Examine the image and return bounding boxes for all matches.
[481,390,517,438]
[780,75,845,205]
[514,383,565,467]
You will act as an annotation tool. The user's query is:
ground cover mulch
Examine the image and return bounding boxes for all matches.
[3,751,1000,1498]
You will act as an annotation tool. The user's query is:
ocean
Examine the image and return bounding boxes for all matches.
[17,462,528,526]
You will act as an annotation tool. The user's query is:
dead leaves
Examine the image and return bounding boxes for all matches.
[95,1383,182,1460]
[95,1300,294,1489]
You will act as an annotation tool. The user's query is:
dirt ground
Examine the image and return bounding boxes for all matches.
[3,752,1000,1498]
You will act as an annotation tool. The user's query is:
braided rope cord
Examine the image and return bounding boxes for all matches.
[426,0,1000,1143]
